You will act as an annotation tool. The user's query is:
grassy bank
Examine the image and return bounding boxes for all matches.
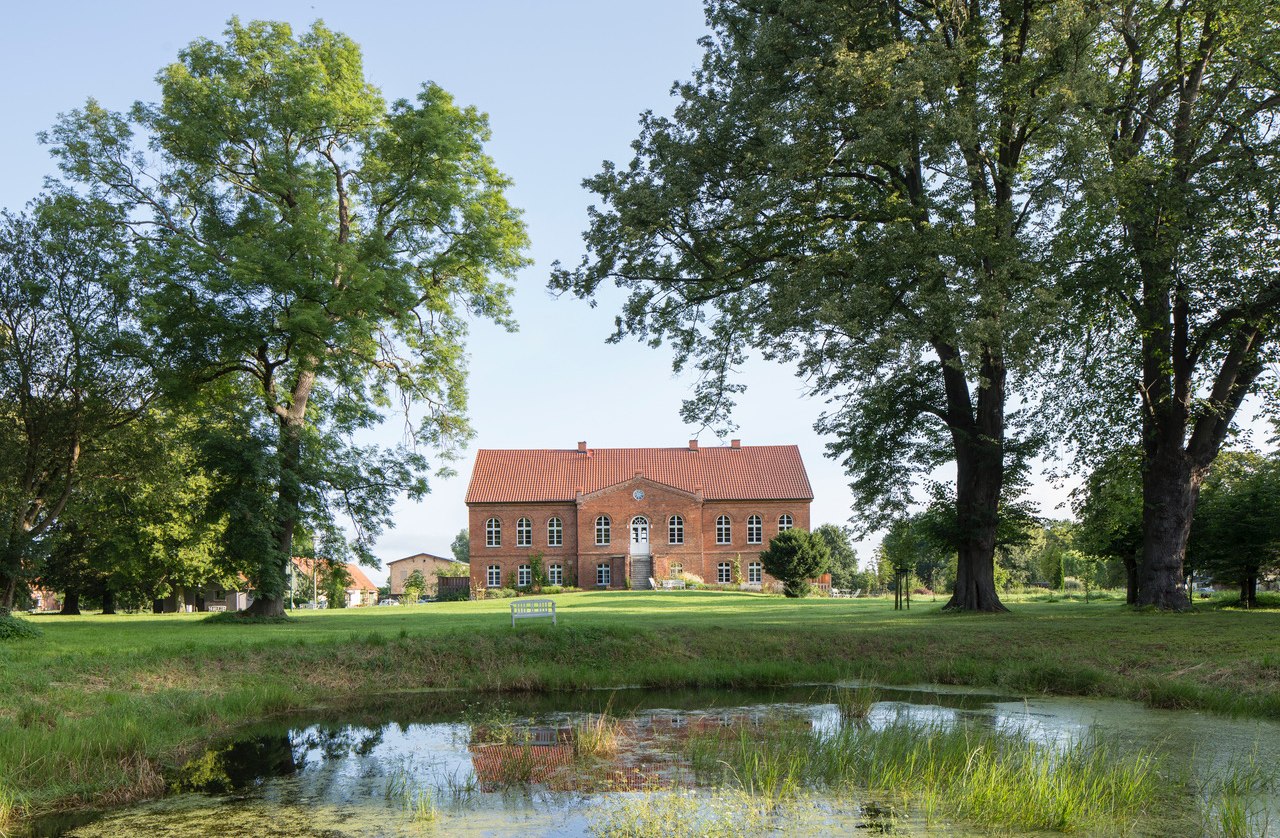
[2,590,1279,830]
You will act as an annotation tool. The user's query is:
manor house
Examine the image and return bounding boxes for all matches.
[465,440,813,591]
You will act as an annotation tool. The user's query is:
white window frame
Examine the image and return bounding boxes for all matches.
[516,517,532,547]
[596,515,611,546]
[717,562,732,583]
[747,514,762,544]
[517,564,532,587]
[716,515,731,545]
[486,517,501,547]
[548,564,563,586]
[486,565,501,587]
[778,513,794,532]
[748,562,762,584]
[597,562,611,587]
[669,562,683,579]
[668,515,684,544]
[547,516,563,547]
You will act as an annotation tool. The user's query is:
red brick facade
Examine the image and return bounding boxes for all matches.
[466,443,813,591]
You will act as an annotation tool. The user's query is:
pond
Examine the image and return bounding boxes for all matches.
[28,683,1280,837]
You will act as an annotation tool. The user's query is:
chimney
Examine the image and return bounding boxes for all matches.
[688,439,699,451]
[730,439,741,449]
[577,441,587,453]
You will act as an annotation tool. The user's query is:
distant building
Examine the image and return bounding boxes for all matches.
[465,440,814,591]
[290,557,379,607]
[386,552,468,597]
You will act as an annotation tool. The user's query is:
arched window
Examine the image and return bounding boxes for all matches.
[717,562,732,583]
[747,514,762,544]
[778,513,794,532]
[595,515,611,546]
[486,518,501,547]
[486,565,501,587]
[748,562,763,584]
[669,562,683,579]
[716,515,731,544]
[516,517,532,547]
[668,515,684,544]
[547,517,563,547]
[517,564,532,587]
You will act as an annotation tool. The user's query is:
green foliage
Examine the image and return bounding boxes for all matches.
[321,563,354,609]
[44,18,529,611]
[529,553,545,591]
[0,194,147,608]
[1189,451,1280,606]
[0,614,42,640]
[759,530,830,598]
[813,525,858,592]
[402,570,427,603]
[451,529,470,564]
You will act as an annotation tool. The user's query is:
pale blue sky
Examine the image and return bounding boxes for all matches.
[12,1,1219,583]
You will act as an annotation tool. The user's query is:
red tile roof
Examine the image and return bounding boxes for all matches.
[466,444,813,504]
[291,557,379,591]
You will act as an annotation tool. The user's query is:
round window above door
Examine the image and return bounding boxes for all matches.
[633,489,645,500]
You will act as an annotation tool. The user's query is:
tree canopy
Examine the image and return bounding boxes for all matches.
[760,529,830,598]
[45,19,529,615]
[552,0,1097,611]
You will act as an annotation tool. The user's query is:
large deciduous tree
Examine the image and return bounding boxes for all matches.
[552,0,1095,610]
[0,196,145,612]
[1051,0,1280,608]
[46,19,528,616]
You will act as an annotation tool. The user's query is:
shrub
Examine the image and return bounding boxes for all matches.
[760,529,831,598]
[488,587,518,599]
[0,613,42,640]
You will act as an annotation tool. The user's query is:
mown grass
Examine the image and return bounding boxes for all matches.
[2,590,1278,831]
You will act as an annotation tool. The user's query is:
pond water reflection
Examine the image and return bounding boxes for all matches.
[30,683,1280,837]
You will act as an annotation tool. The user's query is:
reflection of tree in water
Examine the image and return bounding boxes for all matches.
[295,724,385,761]
[174,725,386,796]
[173,733,298,793]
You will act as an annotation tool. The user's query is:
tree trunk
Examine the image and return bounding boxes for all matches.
[60,590,81,616]
[1123,555,1139,605]
[945,437,1009,612]
[1241,570,1258,609]
[1138,446,1196,610]
[100,586,116,615]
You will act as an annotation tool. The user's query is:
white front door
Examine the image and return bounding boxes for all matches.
[630,517,650,556]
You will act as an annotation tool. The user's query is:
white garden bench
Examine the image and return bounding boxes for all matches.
[510,598,556,627]
[660,579,687,590]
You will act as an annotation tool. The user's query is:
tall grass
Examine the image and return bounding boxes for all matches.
[573,714,621,759]
[681,720,1170,833]
[0,782,22,838]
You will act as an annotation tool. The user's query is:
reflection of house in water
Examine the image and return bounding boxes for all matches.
[466,709,802,793]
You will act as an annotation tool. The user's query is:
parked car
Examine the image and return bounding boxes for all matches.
[1195,586,1215,598]
[377,599,400,606]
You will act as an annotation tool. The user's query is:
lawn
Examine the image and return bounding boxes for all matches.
[2,590,1279,829]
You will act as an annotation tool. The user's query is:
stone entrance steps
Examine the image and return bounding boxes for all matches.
[630,556,653,589]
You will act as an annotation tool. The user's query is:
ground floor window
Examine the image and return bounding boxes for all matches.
[597,563,611,587]
[717,562,732,583]
[517,565,532,587]
[487,565,501,588]
[748,562,762,583]
[668,562,683,578]
[548,564,563,586]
